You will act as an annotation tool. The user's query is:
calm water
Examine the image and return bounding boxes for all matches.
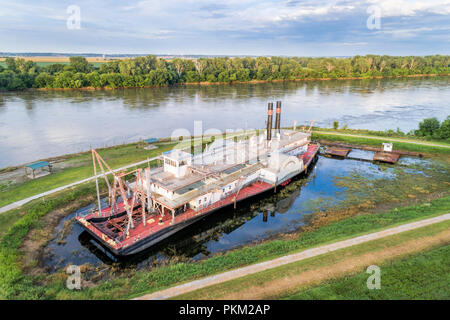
[44,152,421,273]
[0,77,449,168]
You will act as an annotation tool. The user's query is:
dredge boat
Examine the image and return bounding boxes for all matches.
[76,102,319,256]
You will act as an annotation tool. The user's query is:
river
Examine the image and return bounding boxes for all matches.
[0,76,448,168]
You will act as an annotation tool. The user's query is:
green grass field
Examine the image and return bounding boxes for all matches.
[284,244,449,300]
[176,219,450,299]
[2,194,447,299]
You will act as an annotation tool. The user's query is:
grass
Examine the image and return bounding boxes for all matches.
[311,131,450,155]
[176,220,450,299]
[312,127,450,146]
[1,193,448,299]
[0,142,175,208]
[283,244,450,300]
[0,181,101,299]
[0,129,251,209]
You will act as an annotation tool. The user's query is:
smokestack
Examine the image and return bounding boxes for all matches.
[275,101,281,133]
[267,102,273,141]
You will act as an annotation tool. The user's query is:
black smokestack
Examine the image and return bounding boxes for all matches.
[275,101,281,133]
[267,102,273,141]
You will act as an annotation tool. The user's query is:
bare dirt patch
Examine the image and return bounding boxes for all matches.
[19,193,98,276]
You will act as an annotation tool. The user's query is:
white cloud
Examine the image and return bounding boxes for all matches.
[367,0,450,17]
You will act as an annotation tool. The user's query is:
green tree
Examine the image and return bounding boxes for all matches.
[69,56,92,73]
[34,72,54,88]
[415,117,440,137]
[4,57,17,72]
[436,116,450,140]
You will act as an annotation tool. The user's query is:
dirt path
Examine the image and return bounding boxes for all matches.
[313,131,450,148]
[136,213,450,300]
[219,228,450,299]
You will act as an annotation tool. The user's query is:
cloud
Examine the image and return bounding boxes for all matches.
[0,0,448,55]
[367,0,450,17]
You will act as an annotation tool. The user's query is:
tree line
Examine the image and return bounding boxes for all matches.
[415,117,450,141]
[0,54,449,90]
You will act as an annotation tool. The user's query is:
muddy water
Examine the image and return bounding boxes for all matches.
[43,151,426,273]
[1,76,449,168]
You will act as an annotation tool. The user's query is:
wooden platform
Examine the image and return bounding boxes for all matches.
[373,151,400,164]
[318,140,423,157]
[324,146,351,158]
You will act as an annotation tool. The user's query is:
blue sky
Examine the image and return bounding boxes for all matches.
[0,0,449,56]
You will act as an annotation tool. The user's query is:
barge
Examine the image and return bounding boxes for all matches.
[76,102,320,256]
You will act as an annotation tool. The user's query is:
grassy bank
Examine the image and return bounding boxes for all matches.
[313,127,450,146]
[311,131,450,155]
[0,142,175,208]
[284,244,449,300]
[0,181,102,299]
[2,127,448,210]
[1,191,448,299]
[177,219,450,299]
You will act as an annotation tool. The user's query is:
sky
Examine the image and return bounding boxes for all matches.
[0,0,449,56]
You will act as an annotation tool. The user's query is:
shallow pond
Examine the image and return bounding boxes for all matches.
[42,150,432,274]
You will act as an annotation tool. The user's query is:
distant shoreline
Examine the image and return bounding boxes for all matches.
[15,73,448,92]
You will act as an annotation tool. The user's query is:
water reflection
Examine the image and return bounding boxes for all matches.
[0,76,448,168]
[43,153,414,274]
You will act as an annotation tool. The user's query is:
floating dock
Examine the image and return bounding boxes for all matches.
[373,151,400,164]
[320,141,414,164]
[324,147,352,158]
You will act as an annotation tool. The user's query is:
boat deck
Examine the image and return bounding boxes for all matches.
[118,180,274,249]
[77,142,320,255]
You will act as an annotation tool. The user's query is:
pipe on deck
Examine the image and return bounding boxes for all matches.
[275,101,281,133]
[267,102,273,141]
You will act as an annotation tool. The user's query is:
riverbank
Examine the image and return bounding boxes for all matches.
[1,129,449,212]
[16,73,449,92]
[173,216,450,300]
[1,191,449,299]
[283,243,449,300]
[312,131,450,155]
[0,129,449,299]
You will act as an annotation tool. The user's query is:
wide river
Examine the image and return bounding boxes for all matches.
[0,76,448,168]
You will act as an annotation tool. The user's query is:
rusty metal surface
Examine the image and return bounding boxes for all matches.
[318,140,423,157]
[373,151,400,163]
[324,147,351,158]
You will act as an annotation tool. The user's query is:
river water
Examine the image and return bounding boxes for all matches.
[0,77,449,168]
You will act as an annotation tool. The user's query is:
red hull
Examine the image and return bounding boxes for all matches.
[76,143,320,255]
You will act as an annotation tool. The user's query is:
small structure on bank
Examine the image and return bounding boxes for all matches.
[143,138,158,150]
[24,161,52,179]
[373,142,399,164]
